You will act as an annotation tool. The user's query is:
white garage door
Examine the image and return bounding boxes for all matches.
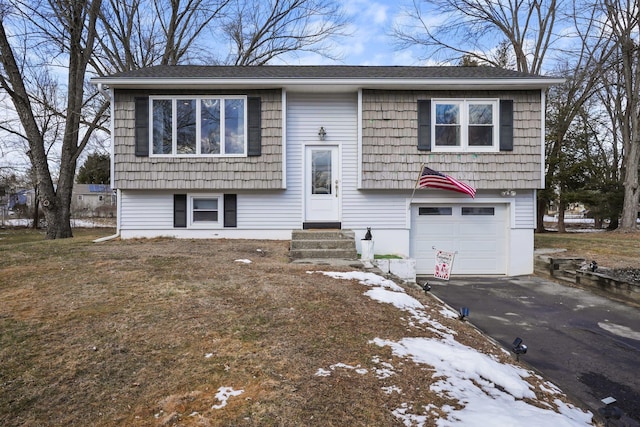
[411,204,508,275]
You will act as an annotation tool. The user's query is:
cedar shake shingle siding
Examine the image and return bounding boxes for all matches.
[360,89,542,190]
[113,89,283,190]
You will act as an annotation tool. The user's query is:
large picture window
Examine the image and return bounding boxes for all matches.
[433,99,498,152]
[150,96,246,156]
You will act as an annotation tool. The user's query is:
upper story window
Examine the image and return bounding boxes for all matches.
[150,96,246,156]
[432,99,499,152]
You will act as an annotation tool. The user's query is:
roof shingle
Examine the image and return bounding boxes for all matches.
[103,65,549,80]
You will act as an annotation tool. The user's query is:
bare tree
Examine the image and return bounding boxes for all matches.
[221,0,349,65]
[92,0,230,73]
[536,1,618,232]
[393,0,561,73]
[599,0,640,231]
[0,0,105,238]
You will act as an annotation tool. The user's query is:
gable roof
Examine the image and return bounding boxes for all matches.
[92,65,563,91]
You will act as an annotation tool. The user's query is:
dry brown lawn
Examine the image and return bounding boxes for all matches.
[535,230,640,269]
[1,229,585,426]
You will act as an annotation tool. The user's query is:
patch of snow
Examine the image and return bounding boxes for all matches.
[365,287,424,311]
[70,219,113,228]
[540,381,563,395]
[315,362,368,377]
[382,385,402,395]
[598,322,640,341]
[316,271,404,291]
[204,353,213,359]
[439,308,458,318]
[234,259,252,264]
[3,219,31,227]
[317,270,594,426]
[373,335,536,399]
[211,387,244,410]
[393,403,429,427]
[314,368,331,377]
[317,271,453,335]
[372,358,396,379]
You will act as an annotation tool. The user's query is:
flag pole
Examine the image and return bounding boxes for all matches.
[408,162,425,209]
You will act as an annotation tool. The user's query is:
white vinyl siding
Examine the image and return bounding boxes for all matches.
[236,192,299,229]
[120,190,300,231]
[120,191,174,229]
[287,92,409,229]
[342,191,409,229]
[514,190,535,228]
[287,92,357,224]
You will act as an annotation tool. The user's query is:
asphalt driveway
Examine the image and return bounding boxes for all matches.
[425,275,640,426]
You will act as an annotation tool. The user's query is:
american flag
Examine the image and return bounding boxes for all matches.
[418,166,476,198]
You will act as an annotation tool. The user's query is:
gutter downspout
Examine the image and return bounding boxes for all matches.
[93,83,120,243]
[94,190,121,243]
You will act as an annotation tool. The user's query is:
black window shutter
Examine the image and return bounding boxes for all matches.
[247,97,262,156]
[135,97,150,157]
[174,194,187,228]
[499,100,514,151]
[224,194,237,228]
[417,99,431,151]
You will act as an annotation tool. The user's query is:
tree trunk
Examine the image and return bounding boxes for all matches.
[43,208,72,238]
[594,217,602,229]
[619,141,640,230]
[536,197,548,233]
[558,199,566,233]
[32,196,40,229]
[42,181,73,238]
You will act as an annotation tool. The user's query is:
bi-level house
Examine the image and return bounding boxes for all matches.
[92,66,561,276]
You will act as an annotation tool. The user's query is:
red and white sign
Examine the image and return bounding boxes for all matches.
[434,250,455,280]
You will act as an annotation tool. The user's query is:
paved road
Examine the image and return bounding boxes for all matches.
[426,275,640,426]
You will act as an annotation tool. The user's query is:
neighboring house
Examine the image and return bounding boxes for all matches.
[71,184,116,217]
[4,189,35,216]
[92,66,561,276]
[8,189,33,210]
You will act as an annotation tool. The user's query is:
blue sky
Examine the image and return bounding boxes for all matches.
[277,0,428,66]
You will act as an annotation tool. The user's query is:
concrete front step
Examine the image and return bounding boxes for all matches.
[290,239,356,250]
[289,248,358,260]
[291,230,355,240]
[290,229,357,260]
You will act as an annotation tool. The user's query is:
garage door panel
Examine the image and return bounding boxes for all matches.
[459,222,499,233]
[456,257,503,274]
[411,204,508,275]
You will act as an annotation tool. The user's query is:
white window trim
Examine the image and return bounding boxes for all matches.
[431,99,499,153]
[149,95,248,158]
[188,194,223,228]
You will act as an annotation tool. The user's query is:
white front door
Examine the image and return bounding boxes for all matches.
[304,145,340,223]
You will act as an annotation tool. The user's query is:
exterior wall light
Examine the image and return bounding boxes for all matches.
[318,126,326,141]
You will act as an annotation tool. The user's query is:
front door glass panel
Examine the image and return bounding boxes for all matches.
[311,150,332,195]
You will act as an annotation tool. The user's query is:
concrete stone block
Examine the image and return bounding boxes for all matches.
[389,258,416,283]
[373,259,390,273]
